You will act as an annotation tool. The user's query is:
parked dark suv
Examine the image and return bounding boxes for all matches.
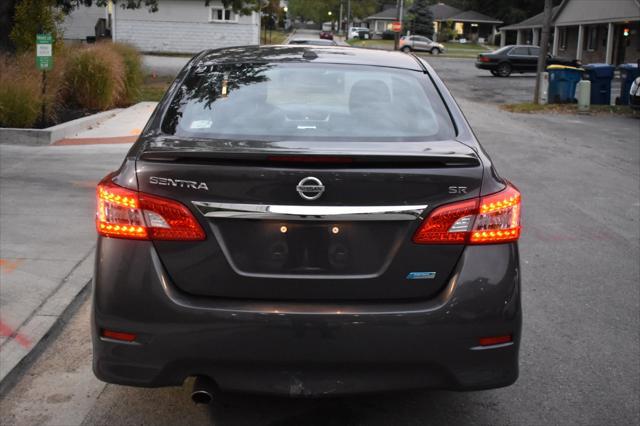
[476,44,580,77]
[93,45,522,400]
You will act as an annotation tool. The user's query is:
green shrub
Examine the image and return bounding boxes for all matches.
[110,43,143,105]
[10,0,64,54]
[65,43,124,110]
[0,64,40,127]
[0,53,64,128]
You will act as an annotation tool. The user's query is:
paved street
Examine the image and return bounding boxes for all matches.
[1,58,639,425]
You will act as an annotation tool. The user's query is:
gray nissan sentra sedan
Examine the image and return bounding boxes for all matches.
[93,45,521,400]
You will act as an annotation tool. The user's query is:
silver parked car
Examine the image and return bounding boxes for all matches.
[399,35,445,54]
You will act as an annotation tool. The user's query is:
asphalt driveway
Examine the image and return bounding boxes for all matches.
[1,58,638,426]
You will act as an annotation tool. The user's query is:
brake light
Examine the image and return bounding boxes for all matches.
[96,175,205,241]
[478,335,512,346]
[267,155,353,164]
[413,183,521,245]
[101,329,137,342]
[479,56,491,63]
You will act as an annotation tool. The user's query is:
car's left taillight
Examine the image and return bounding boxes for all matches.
[96,175,205,241]
[413,182,521,245]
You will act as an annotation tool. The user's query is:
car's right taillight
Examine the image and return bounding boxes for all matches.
[413,183,521,245]
[96,175,205,241]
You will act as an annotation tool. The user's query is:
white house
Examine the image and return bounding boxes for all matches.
[61,0,260,53]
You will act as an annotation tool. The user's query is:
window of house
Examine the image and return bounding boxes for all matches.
[586,26,597,51]
[210,7,237,22]
[560,28,568,50]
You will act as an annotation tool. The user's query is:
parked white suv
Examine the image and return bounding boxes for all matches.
[399,35,445,54]
[348,27,370,39]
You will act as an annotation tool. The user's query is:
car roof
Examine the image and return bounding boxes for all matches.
[195,45,424,71]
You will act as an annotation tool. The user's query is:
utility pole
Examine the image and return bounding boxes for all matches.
[347,0,351,40]
[392,0,404,50]
[339,1,343,35]
[394,0,401,50]
[534,0,553,104]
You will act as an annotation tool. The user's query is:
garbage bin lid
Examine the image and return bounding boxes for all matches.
[547,65,583,71]
[618,63,639,69]
[583,63,615,69]
[583,63,615,78]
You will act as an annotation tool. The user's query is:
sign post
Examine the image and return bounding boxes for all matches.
[36,34,53,125]
[391,21,402,32]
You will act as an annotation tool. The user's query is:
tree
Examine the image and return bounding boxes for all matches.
[10,0,64,53]
[53,1,266,14]
[288,0,380,25]
[409,0,434,38]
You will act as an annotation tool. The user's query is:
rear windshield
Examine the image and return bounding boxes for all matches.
[161,62,455,142]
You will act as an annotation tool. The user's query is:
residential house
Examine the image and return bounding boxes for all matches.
[499,0,640,65]
[61,0,260,53]
[365,7,397,35]
[430,3,502,43]
[364,2,502,43]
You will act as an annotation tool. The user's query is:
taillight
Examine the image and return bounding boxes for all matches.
[479,56,491,63]
[413,183,521,245]
[96,175,205,241]
[101,329,137,342]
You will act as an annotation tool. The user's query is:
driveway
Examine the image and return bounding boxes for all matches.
[1,58,639,426]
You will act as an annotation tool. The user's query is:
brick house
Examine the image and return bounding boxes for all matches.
[499,0,640,65]
[61,0,260,53]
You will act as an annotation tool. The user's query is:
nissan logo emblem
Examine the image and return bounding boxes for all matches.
[296,177,325,200]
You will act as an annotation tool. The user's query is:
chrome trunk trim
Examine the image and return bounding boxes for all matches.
[192,202,428,221]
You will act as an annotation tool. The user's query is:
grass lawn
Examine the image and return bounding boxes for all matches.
[261,30,289,45]
[501,102,638,117]
[138,74,173,102]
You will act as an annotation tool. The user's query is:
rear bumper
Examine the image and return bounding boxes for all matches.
[92,238,521,396]
[475,62,496,70]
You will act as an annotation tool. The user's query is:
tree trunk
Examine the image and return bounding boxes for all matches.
[534,0,553,104]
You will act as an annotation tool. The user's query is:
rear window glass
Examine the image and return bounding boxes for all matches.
[161,63,455,142]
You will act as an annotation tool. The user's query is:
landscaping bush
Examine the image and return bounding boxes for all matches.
[382,30,396,40]
[0,52,66,127]
[0,58,41,127]
[110,43,143,106]
[64,43,125,110]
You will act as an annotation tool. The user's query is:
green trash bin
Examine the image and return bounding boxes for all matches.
[547,65,584,103]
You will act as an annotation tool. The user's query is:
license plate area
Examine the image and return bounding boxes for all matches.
[212,219,407,276]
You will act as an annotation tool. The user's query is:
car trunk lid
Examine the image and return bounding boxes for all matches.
[137,138,483,301]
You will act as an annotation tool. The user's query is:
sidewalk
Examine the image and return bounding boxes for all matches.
[55,102,157,146]
[0,103,156,389]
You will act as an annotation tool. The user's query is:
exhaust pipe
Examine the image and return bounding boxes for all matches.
[191,376,216,405]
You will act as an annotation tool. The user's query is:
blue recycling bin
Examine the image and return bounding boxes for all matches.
[582,63,615,105]
[618,63,640,105]
[547,65,583,103]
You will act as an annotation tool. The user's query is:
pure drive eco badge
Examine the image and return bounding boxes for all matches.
[406,272,437,280]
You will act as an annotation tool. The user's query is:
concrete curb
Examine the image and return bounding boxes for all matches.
[0,247,95,392]
[0,110,122,146]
